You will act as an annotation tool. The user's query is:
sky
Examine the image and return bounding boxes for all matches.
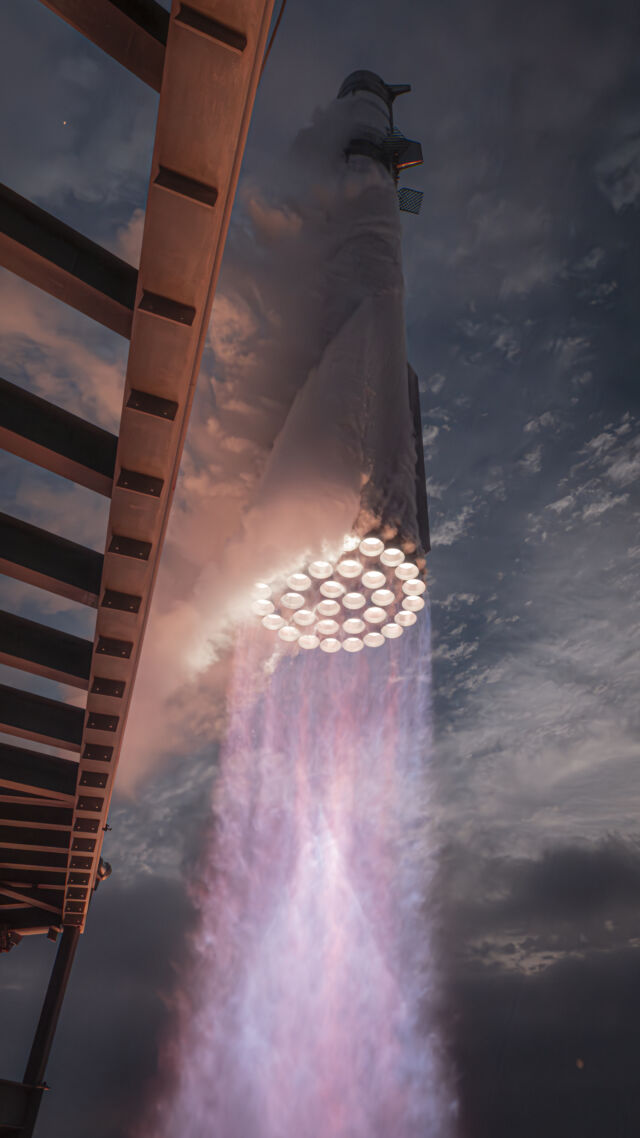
[1,0,639,1135]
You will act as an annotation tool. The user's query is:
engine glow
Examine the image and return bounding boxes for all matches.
[251,538,425,656]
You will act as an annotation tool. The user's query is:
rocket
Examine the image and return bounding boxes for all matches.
[337,69,429,556]
[244,72,430,653]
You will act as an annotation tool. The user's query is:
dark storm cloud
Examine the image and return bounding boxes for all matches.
[438,838,640,970]
[449,945,640,1138]
[434,839,640,1135]
[506,841,640,921]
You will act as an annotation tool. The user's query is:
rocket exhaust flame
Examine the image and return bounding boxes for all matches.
[137,611,456,1138]
[133,70,453,1137]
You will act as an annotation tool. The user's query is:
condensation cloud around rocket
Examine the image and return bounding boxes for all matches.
[235,82,424,574]
[204,80,426,649]
[123,75,428,776]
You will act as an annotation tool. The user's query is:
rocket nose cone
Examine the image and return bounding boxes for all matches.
[337,70,404,109]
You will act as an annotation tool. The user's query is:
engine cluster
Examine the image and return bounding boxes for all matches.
[252,536,426,654]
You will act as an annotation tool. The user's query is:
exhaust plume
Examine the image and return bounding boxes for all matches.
[136,615,456,1137]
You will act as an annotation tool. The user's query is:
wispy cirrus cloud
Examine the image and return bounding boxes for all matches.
[595,124,640,212]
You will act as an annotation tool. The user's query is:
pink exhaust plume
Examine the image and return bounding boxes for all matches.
[137,610,456,1138]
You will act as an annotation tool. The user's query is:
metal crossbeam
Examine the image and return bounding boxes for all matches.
[0,801,73,828]
[0,377,117,496]
[0,851,68,872]
[0,827,71,853]
[0,905,64,930]
[0,183,137,337]
[0,884,63,916]
[57,0,277,930]
[0,685,84,752]
[0,867,66,887]
[38,0,169,90]
[2,0,275,960]
[0,610,93,689]
[0,742,78,800]
[0,513,103,606]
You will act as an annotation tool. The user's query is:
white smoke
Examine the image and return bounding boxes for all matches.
[122,89,421,784]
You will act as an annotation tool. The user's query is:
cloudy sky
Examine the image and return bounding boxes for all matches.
[1,0,639,1135]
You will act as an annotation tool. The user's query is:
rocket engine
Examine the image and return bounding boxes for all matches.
[249,72,429,654]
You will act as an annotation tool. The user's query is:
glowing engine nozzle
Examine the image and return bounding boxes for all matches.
[251,536,425,655]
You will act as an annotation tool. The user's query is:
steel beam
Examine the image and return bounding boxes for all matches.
[38,0,168,91]
[0,884,63,915]
[0,184,137,338]
[1,907,64,934]
[0,742,77,800]
[23,926,80,1101]
[0,802,73,828]
[0,377,117,496]
[0,827,70,853]
[0,610,93,690]
[3,0,275,943]
[0,851,68,872]
[61,0,277,928]
[0,513,103,606]
[0,795,68,805]
[0,1078,43,1135]
[0,867,66,887]
[0,685,84,752]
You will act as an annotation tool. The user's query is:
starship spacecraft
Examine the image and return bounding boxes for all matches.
[252,71,429,654]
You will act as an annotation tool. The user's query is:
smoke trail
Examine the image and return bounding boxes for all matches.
[138,615,456,1138]
[118,86,427,786]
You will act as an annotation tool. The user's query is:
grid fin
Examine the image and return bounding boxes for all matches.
[398,187,423,215]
